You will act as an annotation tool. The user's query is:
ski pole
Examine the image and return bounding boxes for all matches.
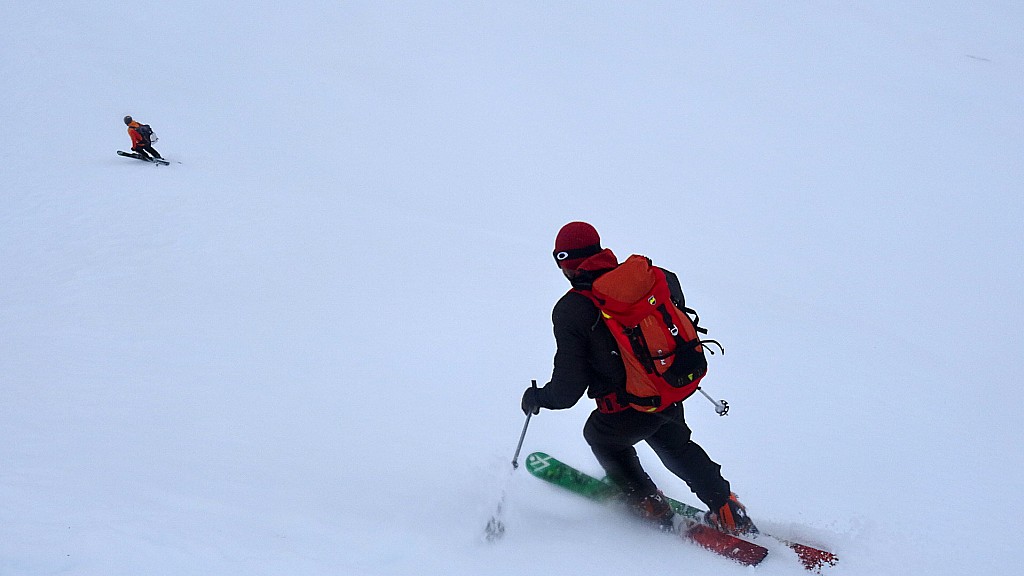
[511,379,538,469]
[486,379,538,541]
[697,386,730,416]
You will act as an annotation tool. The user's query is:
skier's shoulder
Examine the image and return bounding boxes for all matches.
[554,288,596,312]
[552,289,599,328]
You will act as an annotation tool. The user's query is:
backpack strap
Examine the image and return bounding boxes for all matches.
[594,391,664,414]
[672,304,723,353]
[595,392,627,414]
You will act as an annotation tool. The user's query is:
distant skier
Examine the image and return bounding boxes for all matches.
[520,221,755,535]
[123,115,162,161]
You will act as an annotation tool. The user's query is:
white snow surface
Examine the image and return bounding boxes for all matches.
[2,3,1023,575]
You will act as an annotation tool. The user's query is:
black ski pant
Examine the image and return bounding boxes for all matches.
[583,402,732,511]
[132,144,161,159]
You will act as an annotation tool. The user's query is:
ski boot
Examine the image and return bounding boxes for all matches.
[625,490,675,531]
[705,493,756,535]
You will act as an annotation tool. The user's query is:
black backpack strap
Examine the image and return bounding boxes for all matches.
[622,326,656,374]
[621,393,662,411]
[701,339,724,355]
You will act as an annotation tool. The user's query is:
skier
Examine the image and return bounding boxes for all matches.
[123,115,162,161]
[520,221,755,535]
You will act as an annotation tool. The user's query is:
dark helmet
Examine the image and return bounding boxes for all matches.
[123,115,133,125]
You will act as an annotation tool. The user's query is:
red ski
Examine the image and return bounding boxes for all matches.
[663,493,838,572]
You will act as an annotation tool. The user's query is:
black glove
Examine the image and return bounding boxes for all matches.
[521,386,542,415]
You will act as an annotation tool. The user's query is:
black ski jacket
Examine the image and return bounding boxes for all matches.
[536,268,685,410]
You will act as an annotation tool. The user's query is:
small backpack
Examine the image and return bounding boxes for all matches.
[583,254,721,413]
[135,124,156,144]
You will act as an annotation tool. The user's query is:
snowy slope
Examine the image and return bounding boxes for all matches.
[2,2,1023,575]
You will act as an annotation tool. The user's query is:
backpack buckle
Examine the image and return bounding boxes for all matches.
[595,393,628,414]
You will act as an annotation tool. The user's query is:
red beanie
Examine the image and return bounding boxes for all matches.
[553,221,603,270]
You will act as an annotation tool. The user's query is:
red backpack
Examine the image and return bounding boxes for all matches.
[581,255,720,413]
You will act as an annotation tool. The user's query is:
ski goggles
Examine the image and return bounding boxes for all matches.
[552,244,602,268]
